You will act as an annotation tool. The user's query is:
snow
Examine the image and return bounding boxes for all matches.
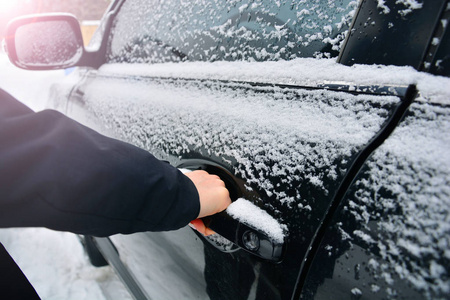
[83,67,401,211]
[101,58,450,105]
[14,20,83,68]
[181,171,287,244]
[351,287,362,296]
[0,229,129,300]
[1,0,449,295]
[110,0,357,63]
[342,101,450,297]
[377,0,391,14]
[0,53,131,300]
[80,58,450,299]
[0,54,63,111]
[371,284,381,293]
[227,198,286,243]
[395,0,423,16]
[377,0,423,16]
[85,59,450,253]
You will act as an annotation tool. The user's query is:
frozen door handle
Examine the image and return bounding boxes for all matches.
[178,160,285,262]
[202,210,284,262]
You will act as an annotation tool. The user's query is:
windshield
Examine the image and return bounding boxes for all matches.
[108,0,357,64]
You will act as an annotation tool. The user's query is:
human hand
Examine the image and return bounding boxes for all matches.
[185,170,231,235]
[189,219,216,236]
[185,170,231,218]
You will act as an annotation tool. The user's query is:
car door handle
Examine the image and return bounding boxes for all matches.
[178,160,285,262]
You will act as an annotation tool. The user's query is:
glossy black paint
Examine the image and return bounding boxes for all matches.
[6,0,448,299]
[428,6,450,76]
[64,71,409,299]
[293,85,418,299]
[301,100,450,299]
[339,0,449,76]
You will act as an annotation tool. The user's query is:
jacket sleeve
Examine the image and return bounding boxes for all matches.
[0,89,200,236]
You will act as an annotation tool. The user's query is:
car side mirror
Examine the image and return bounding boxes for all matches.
[5,13,85,70]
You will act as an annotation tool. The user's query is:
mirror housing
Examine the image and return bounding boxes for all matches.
[5,14,92,70]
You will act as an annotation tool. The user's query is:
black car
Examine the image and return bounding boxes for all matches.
[5,0,449,299]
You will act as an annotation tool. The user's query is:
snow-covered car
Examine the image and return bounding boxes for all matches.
[5,0,449,299]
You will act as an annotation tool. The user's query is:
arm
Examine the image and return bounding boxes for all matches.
[0,89,229,236]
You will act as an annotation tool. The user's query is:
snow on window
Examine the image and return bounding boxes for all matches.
[341,102,450,298]
[108,0,357,63]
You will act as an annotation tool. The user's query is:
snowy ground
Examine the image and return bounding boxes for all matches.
[0,53,132,300]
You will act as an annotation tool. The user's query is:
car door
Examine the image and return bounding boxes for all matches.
[57,1,444,299]
[300,92,450,300]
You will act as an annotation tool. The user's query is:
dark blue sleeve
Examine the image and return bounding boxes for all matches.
[0,89,200,236]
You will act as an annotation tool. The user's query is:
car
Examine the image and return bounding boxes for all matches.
[5,0,449,299]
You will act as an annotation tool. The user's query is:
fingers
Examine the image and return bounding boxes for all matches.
[189,219,216,236]
[184,170,232,219]
[184,170,232,236]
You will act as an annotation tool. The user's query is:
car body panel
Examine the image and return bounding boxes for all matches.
[338,0,449,75]
[60,60,416,299]
[33,0,449,299]
[302,100,450,299]
[109,229,209,299]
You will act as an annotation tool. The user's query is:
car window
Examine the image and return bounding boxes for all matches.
[108,0,357,64]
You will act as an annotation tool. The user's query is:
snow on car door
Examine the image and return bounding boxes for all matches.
[301,97,450,300]
[62,1,422,299]
[67,59,414,299]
